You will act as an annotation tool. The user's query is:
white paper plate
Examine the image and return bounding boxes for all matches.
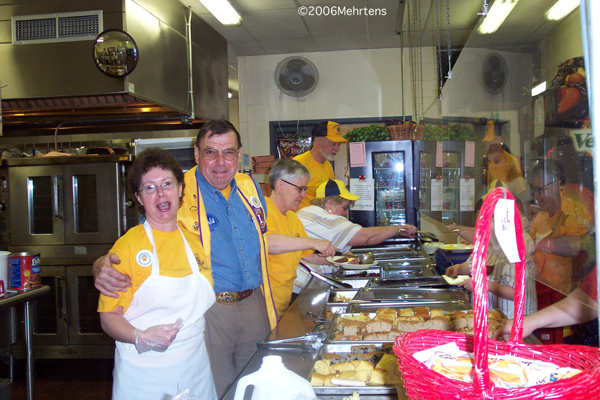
[442,275,470,285]
[326,256,379,269]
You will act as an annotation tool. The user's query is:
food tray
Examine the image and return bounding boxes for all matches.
[380,264,439,280]
[310,342,397,395]
[326,289,359,305]
[356,287,470,302]
[337,278,371,288]
[334,267,381,278]
[349,300,472,314]
[317,305,351,322]
[368,277,448,288]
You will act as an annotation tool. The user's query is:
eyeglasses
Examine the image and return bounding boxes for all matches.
[282,179,308,193]
[200,147,239,161]
[139,180,178,195]
[531,180,556,195]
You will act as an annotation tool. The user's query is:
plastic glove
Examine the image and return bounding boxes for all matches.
[134,319,184,354]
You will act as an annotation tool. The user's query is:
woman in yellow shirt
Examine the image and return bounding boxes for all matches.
[265,159,334,319]
[98,148,216,400]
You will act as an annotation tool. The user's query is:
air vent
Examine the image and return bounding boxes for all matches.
[12,10,103,45]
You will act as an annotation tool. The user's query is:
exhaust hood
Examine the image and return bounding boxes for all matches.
[0,0,228,136]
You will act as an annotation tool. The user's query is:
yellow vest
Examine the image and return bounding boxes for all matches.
[179,167,277,329]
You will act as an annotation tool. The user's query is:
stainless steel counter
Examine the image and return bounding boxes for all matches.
[222,278,406,400]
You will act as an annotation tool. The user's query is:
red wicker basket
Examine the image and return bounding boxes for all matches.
[394,188,600,399]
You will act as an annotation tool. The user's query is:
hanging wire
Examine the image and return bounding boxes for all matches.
[435,0,443,100]
[417,0,424,121]
[446,0,453,79]
[407,2,418,124]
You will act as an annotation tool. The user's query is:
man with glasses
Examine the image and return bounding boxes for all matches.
[93,120,335,398]
[529,159,593,344]
[294,121,347,210]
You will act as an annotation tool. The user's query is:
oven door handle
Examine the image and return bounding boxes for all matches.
[53,175,63,219]
[57,275,69,325]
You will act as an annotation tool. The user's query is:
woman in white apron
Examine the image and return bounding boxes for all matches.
[98,148,217,400]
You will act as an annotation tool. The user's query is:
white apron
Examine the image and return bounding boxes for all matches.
[112,221,217,400]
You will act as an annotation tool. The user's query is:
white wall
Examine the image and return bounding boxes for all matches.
[540,11,584,85]
[237,47,440,168]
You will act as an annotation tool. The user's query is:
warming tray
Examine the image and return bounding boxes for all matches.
[368,277,448,288]
[380,264,438,280]
[336,278,371,288]
[326,289,359,305]
[356,287,470,302]
[310,342,397,395]
[349,300,472,313]
[334,267,381,278]
[317,305,350,322]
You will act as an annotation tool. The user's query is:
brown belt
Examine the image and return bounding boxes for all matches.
[215,288,256,305]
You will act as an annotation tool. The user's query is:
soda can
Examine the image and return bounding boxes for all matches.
[9,252,41,291]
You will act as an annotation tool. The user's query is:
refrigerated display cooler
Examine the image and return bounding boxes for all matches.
[349,140,476,229]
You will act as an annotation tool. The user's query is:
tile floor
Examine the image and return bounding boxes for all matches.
[3,358,113,400]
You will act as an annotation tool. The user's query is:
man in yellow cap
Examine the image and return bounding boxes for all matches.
[294,121,347,209]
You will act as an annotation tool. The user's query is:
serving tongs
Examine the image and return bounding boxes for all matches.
[299,262,352,289]
[257,331,327,350]
[399,228,438,241]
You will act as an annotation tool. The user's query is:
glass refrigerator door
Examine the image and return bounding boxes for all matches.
[418,152,432,217]
[442,152,461,224]
[374,152,406,225]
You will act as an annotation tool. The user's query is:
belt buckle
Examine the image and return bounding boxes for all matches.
[216,291,239,305]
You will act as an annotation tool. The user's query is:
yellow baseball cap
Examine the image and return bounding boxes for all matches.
[316,179,359,200]
[313,121,347,143]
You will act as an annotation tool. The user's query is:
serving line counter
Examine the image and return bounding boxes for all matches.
[222,277,408,400]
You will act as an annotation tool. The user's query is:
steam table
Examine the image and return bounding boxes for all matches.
[0,286,50,400]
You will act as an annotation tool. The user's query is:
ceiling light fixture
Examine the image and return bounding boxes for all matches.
[478,0,519,34]
[546,0,579,20]
[199,0,241,25]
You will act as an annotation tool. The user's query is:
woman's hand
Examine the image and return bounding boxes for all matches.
[312,239,336,258]
[445,264,460,278]
[457,277,473,292]
[134,320,184,354]
[397,224,418,237]
[93,254,131,298]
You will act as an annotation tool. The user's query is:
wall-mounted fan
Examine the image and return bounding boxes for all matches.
[482,53,508,95]
[275,56,319,97]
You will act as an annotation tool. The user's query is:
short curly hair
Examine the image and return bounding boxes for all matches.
[129,147,185,216]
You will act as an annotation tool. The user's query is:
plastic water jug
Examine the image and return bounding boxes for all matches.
[233,355,316,400]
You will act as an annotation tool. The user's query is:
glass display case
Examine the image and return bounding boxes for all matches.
[374,152,407,225]
[442,151,461,224]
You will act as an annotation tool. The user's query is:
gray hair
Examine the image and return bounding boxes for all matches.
[268,159,310,189]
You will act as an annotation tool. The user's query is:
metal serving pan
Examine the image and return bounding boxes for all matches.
[334,267,381,279]
[368,277,448,288]
[310,342,397,395]
[349,300,472,314]
[326,289,359,305]
[317,305,351,322]
[356,287,470,303]
[336,278,371,288]
[380,264,438,280]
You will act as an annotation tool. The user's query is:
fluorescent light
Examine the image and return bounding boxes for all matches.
[199,0,241,25]
[546,0,579,20]
[228,92,232,98]
[532,81,546,96]
[478,0,519,34]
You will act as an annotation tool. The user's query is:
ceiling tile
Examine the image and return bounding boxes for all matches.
[313,34,370,52]
[260,37,319,54]
[235,0,297,12]
[230,40,268,56]
[242,9,310,40]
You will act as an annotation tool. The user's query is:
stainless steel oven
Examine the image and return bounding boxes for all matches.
[7,155,138,358]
